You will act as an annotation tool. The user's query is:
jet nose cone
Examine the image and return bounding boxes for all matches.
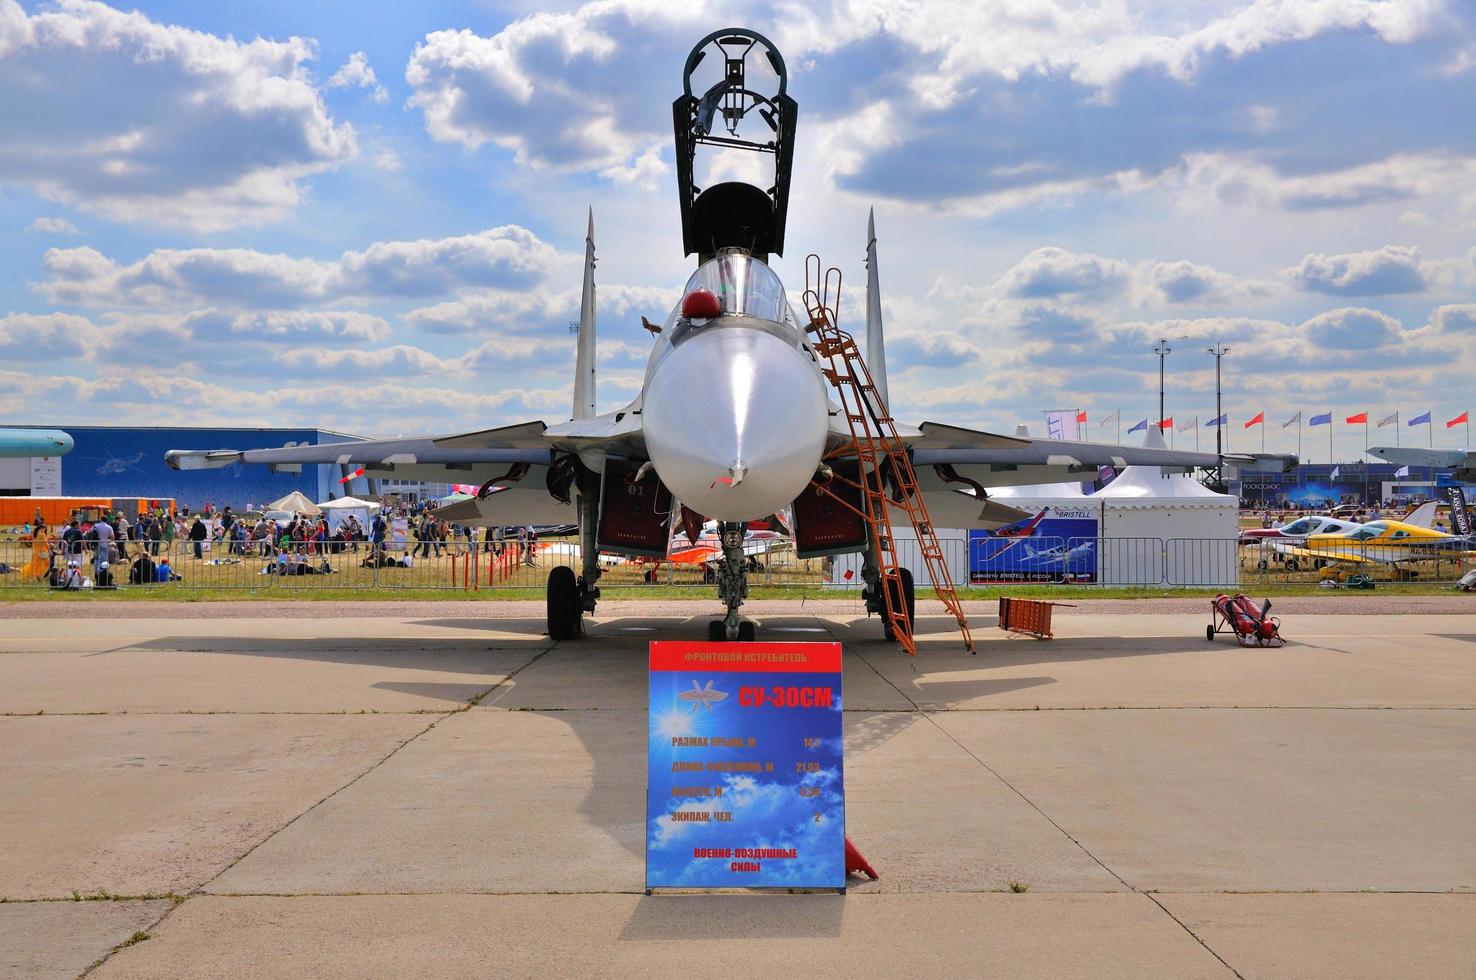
[54,431,74,454]
[644,326,828,520]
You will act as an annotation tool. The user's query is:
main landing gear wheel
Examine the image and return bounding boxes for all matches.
[737,621,756,642]
[546,566,582,640]
[882,567,916,643]
[1206,624,1216,641]
[707,620,724,642]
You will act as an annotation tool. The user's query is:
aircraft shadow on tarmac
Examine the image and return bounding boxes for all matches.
[98,634,551,674]
[618,893,844,939]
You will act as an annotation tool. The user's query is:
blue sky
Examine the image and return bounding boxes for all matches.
[1,0,1473,462]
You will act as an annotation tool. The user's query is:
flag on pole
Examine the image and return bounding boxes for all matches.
[1206,414,1227,427]
[1330,465,1341,479]
[1127,419,1147,434]
[1282,411,1301,427]
[1395,465,1411,478]
[1377,413,1397,428]
[1243,411,1264,429]
[1099,410,1118,428]
[1309,412,1332,426]
[1448,411,1470,428]
[1156,417,1173,429]
[1409,411,1431,426]
[1178,416,1197,432]
[1346,412,1368,424]
[1075,409,1087,424]
[338,466,365,484]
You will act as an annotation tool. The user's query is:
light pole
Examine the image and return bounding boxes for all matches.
[1154,339,1173,427]
[1207,343,1230,492]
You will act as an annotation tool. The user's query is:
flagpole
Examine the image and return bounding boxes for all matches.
[1395,410,1399,448]
[1116,410,1120,445]
[1195,416,1199,453]
[1328,412,1333,466]
[1298,414,1302,460]
[1261,419,1265,455]
[1364,419,1369,505]
[1428,411,1433,449]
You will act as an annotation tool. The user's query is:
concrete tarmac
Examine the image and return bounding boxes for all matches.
[0,601,1471,977]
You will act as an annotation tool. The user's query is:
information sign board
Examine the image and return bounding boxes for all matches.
[646,641,845,890]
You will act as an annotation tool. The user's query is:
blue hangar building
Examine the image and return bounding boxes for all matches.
[0,425,367,510]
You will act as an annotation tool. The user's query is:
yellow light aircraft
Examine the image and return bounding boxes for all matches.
[1274,519,1476,578]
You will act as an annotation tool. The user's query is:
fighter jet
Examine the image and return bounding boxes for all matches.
[165,28,1225,643]
[0,428,72,458]
[678,679,728,712]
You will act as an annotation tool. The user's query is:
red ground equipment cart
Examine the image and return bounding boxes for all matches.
[1207,593,1284,648]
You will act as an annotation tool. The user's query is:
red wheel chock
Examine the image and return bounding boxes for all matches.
[845,836,878,880]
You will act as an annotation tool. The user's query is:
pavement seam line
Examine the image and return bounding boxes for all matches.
[77,643,556,978]
[843,634,1245,979]
[916,708,1244,977]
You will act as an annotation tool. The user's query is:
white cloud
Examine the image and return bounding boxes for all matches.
[1289,245,1427,295]
[372,150,402,173]
[1178,152,1476,213]
[1298,307,1403,348]
[988,246,1271,306]
[28,216,78,234]
[998,247,1131,300]
[0,0,355,231]
[0,311,97,358]
[40,226,563,307]
[1428,304,1476,334]
[404,5,716,177]
[783,0,1444,106]
[327,50,387,103]
[184,309,391,344]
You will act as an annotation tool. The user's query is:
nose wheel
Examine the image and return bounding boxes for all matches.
[708,619,756,642]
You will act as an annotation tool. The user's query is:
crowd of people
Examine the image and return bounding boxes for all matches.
[8,498,547,588]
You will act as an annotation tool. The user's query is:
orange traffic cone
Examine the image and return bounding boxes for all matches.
[844,836,878,880]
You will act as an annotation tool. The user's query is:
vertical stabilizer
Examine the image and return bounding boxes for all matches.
[865,208,890,410]
[573,208,597,420]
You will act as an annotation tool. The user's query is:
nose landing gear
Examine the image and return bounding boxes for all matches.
[708,520,753,641]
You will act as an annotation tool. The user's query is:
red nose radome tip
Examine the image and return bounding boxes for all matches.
[643,328,828,521]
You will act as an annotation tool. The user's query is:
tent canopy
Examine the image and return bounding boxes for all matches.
[319,496,381,511]
[1090,426,1236,507]
[265,490,321,516]
[992,482,1086,499]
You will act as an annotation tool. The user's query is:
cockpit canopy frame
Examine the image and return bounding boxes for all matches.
[672,28,797,263]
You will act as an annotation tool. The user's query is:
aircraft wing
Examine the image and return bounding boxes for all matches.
[1277,545,1381,565]
[166,421,586,527]
[428,479,575,527]
[166,422,555,474]
[910,422,1223,470]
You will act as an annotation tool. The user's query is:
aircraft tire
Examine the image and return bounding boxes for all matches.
[882,568,916,643]
[1206,624,1216,641]
[737,621,756,642]
[547,566,580,640]
[1285,559,1300,572]
[707,620,725,642]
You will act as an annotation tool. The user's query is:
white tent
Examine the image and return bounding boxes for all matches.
[266,490,320,516]
[1087,426,1239,585]
[317,495,380,534]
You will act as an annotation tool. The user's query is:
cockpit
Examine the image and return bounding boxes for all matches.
[659,251,801,343]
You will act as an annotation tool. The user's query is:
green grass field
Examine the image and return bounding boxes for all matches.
[0,582,1462,603]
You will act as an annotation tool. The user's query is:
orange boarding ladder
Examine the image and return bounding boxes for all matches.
[802,255,974,655]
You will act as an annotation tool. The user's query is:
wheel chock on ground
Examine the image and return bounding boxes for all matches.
[845,836,878,880]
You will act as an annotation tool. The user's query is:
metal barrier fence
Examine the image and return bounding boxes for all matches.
[0,534,1469,592]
